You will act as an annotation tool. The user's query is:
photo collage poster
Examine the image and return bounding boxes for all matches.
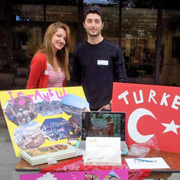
[0,86,89,157]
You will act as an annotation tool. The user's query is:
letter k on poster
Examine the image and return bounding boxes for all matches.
[112,82,180,153]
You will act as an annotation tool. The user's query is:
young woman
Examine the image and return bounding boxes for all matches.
[26,22,70,89]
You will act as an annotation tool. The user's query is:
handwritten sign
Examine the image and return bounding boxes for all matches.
[112,82,180,153]
[0,86,89,157]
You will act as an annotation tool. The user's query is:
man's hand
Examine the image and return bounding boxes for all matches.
[98,103,111,112]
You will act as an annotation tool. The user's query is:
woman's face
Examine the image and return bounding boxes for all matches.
[51,28,67,51]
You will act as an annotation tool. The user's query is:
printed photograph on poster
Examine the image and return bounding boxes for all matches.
[41,117,71,141]
[3,96,37,126]
[84,173,100,180]
[61,93,89,116]
[103,170,122,179]
[14,121,45,150]
[34,99,63,116]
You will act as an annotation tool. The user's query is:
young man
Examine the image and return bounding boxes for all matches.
[71,5,127,111]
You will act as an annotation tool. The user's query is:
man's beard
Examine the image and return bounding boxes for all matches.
[87,31,101,37]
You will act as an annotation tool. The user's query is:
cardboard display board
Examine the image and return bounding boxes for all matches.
[0,87,89,157]
[112,82,180,153]
[19,169,128,180]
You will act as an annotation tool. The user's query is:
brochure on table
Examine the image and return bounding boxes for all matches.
[0,86,89,157]
[125,157,170,169]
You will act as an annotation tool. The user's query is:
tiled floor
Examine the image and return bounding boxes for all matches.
[0,120,180,179]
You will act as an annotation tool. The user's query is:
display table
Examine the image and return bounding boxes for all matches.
[15,149,180,179]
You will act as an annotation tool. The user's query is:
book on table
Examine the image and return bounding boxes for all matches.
[20,143,77,166]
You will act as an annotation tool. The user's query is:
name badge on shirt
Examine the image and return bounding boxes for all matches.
[97,60,109,66]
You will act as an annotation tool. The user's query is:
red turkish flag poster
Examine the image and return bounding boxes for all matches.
[112,82,180,153]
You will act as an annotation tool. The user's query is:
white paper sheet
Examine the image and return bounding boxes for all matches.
[125,157,170,169]
[84,137,122,166]
[86,137,121,151]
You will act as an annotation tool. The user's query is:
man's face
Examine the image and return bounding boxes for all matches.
[83,13,104,37]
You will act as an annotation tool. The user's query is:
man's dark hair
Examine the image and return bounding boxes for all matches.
[83,5,104,22]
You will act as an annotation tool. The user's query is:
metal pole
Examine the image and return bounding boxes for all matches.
[155,0,162,85]
[119,0,122,46]
[77,0,84,44]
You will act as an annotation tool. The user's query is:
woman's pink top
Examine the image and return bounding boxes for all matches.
[47,62,65,88]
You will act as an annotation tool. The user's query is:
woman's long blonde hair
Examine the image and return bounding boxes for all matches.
[36,22,70,80]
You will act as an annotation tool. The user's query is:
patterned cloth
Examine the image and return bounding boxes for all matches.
[40,156,151,180]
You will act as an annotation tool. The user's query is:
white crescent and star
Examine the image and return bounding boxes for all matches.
[128,108,180,144]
